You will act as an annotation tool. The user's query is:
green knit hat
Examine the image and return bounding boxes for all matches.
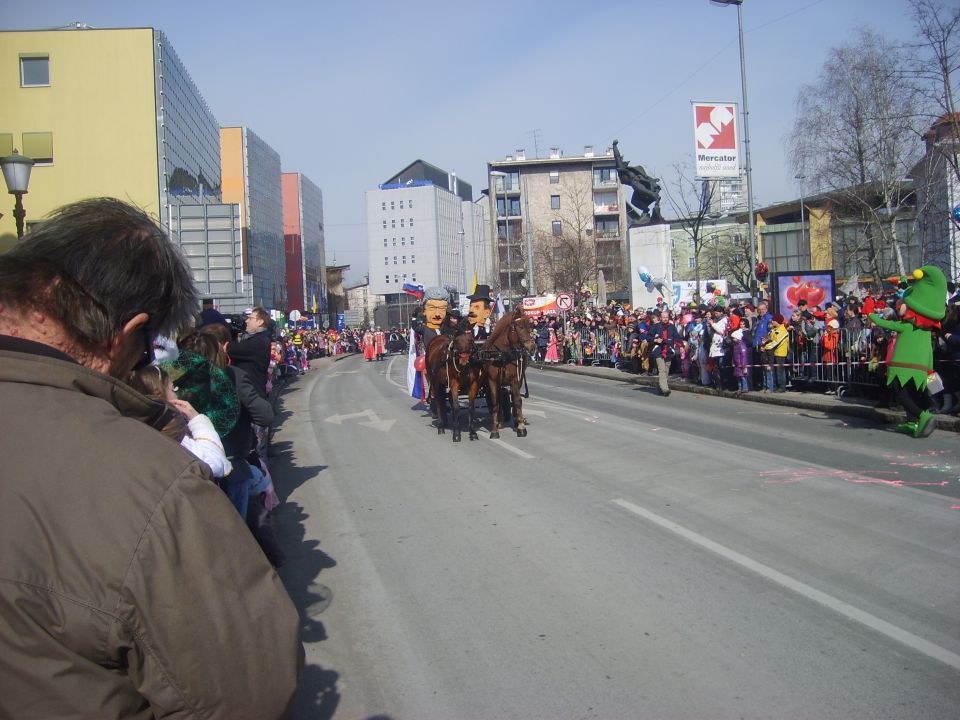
[903,265,947,321]
[160,352,239,437]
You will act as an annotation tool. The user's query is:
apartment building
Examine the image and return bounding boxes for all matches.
[487,145,628,301]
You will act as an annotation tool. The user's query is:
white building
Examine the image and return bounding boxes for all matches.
[366,160,488,324]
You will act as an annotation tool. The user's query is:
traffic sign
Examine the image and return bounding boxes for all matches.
[556,293,573,311]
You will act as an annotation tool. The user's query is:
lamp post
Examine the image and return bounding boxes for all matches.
[794,173,806,252]
[0,150,35,240]
[490,170,512,301]
[710,0,756,301]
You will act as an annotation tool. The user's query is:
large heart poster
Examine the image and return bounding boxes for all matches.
[772,271,835,314]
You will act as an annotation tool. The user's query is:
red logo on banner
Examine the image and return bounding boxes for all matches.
[695,104,736,150]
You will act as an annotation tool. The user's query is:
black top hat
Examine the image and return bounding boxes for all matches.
[467,284,493,302]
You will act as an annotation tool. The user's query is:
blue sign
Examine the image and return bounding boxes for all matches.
[337,313,345,331]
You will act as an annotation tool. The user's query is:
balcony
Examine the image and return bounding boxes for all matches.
[593,178,618,189]
[594,204,619,215]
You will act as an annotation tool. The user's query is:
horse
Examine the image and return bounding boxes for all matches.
[482,307,538,439]
[424,331,485,442]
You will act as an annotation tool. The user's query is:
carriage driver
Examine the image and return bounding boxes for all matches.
[466,284,494,341]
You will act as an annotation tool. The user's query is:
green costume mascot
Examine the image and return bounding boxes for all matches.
[869,265,947,438]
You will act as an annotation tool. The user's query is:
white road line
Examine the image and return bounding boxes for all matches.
[612,498,960,672]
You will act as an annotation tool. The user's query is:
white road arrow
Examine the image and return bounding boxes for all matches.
[325,409,395,432]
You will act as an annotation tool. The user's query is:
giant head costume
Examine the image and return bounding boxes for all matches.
[466,284,494,329]
[422,286,449,330]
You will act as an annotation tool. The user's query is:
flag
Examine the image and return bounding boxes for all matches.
[494,293,505,314]
[470,272,478,295]
[311,287,318,314]
[402,282,424,300]
[406,329,424,400]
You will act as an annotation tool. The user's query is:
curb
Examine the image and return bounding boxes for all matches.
[534,362,960,433]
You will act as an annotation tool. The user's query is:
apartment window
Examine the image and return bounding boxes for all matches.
[0,134,13,158]
[400,219,405,227]
[382,220,387,229]
[381,202,386,211]
[409,199,414,208]
[551,195,560,210]
[552,220,562,236]
[393,238,397,246]
[549,170,559,184]
[401,237,405,245]
[391,201,395,210]
[22,132,53,164]
[412,273,417,281]
[688,257,696,268]
[394,275,399,283]
[20,55,50,87]
[383,239,388,247]
[399,200,404,209]
[393,256,398,265]
[402,255,406,264]
[384,257,388,265]
[410,237,415,246]
[408,217,413,227]
[385,275,390,283]
[391,219,396,228]
[411,254,415,263]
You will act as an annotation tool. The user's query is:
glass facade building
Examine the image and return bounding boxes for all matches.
[153,31,222,209]
[299,175,327,314]
[243,128,285,309]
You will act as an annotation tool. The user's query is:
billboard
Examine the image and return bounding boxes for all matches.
[772,271,836,316]
[692,101,739,178]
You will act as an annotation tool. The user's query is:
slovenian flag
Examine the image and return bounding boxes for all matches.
[406,329,424,401]
[402,282,424,300]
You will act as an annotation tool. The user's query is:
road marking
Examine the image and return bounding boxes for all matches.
[325,409,395,432]
[612,498,960,672]
[472,429,536,459]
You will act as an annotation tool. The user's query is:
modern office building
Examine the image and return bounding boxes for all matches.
[366,160,486,325]
[0,26,222,250]
[486,146,628,302]
[221,127,286,311]
[282,172,327,317]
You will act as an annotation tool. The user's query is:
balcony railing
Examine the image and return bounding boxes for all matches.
[594,204,619,214]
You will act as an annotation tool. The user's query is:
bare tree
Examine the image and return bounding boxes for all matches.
[663,163,717,298]
[532,176,597,294]
[789,29,925,279]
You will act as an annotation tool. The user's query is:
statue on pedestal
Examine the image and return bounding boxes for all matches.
[613,139,664,227]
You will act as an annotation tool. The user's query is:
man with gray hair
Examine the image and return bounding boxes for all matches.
[0,199,301,718]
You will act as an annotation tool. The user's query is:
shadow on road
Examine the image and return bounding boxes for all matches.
[269,433,340,718]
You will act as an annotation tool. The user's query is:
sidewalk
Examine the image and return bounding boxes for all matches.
[535,361,960,433]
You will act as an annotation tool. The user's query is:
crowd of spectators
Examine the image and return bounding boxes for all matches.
[527,288,960,411]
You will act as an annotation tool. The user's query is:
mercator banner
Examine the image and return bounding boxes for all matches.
[692,101,739,178]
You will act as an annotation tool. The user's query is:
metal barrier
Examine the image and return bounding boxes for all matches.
[786,327,886,396]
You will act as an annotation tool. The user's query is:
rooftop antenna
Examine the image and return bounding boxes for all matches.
[56,21,96,29]
[527,128,542,159]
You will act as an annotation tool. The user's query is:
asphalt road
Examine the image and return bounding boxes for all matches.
[271,354,960,720]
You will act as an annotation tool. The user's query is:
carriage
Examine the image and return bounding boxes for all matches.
[424,308,537,442]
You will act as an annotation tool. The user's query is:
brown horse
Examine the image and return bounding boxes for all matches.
[425,331,485,442]
[483,307,537,439]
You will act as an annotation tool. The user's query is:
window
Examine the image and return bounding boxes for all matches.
[688,257,696,268]
[402,256,406,264]
[409,199,414,208]
[384,257,389,265]
[391,219,396,227]
[551,195,560,210]
[381,202,386,211]
[399,200,404,209]
[412,274,416,281]
[549,170,559,184]
[400,219,405,227]
[0,134,13,158]
[410,237,415,246]
[382,220,387,229]
[393,238,397,246]
[394,274,399,283]
[20,55,49,87]
[393,256,397,265]
[594,167,616,185]
[401,237,406,245]
[383,239,388,247]
[411,254,415,263]
[386,275,390,283]
[409,217,414,227]
[552,220,562,236]
[391,201,395,210]
[22,132,53,164]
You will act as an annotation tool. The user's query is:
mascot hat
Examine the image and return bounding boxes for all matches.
[904,265,947,321]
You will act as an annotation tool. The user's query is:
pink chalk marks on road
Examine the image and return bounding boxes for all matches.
[759,467,951,489]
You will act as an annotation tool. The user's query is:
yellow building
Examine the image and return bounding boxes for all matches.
[0,27,222,252]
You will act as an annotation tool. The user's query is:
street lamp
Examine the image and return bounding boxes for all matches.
[794,173,806,253]
[710,0,756,301]
[0,150,35,240]
[490,170,513,301]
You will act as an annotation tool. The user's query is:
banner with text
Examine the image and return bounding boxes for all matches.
[692,101,739,178]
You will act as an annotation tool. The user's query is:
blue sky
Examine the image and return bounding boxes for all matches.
[4,0,923,283]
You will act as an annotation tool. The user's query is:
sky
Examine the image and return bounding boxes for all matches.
[3,0,926,284]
